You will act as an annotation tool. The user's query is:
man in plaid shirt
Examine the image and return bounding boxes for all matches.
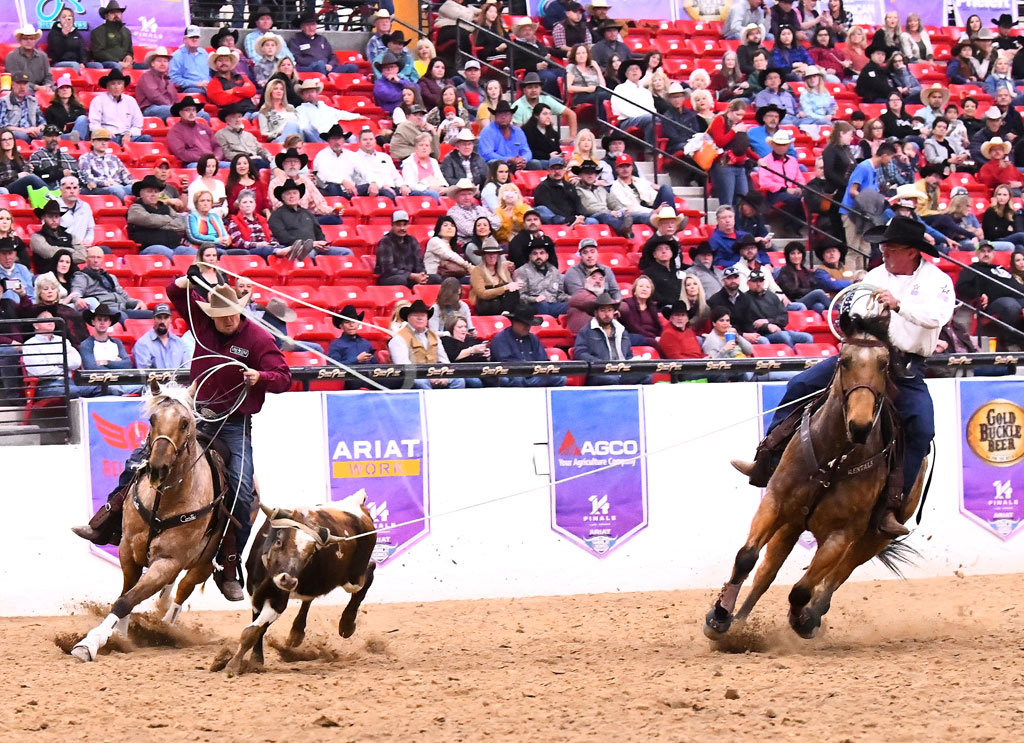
[28,125,78,188]
[77,129,133,201]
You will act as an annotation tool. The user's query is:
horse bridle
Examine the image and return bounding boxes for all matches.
[837,337,889,441]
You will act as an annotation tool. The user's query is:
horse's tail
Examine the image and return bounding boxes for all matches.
[873,537,919,578]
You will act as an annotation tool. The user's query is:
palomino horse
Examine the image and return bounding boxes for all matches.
[73,381,223,662]
[704,313,927,641]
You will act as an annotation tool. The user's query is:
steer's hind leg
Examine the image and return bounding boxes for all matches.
[339,561,375,639]
[287,600,313,647]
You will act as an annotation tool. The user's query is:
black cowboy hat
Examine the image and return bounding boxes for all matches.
[34,199,64,220]
[993,14,1019,27]
[98,67,131,88]
[620,58,644,77]
[385,30,408,45]
[598,18,622,32]
[217,101,250,121]
[399,299,434,321]
[332,304,365,328]
[210,26,239,47]
[492,99,513,115]
[688,240,713,260]
[755,103,786,125]
[593,292,620,307]
[275,148,309,170]
[320,123,353,141]
[374,51,401,72]
[734,233,758,251]
[738,190,768,212]
[248,5,274,25]
[131,174,165,197]
[813,240,848,264]
[99,1,126,18]
[918,162,948,179]
[570,160,601,175]
[83,302,119,326]
[170,96,205,116]
[862,215,937,256]
[759,67,785,86]
[642,234,680,263]
[273,178,306,201]
[601,131,628,150]
[293,8,319,27]
[661,302,689,321]
[502,303,543,326]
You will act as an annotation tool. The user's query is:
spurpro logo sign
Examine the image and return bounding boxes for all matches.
[558,430,638,457]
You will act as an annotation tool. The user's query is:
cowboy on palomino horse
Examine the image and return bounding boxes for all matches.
[732,216,954,539]
[72,277,292,602]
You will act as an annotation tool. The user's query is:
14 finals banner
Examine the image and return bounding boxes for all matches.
[324,391,430,566]
[958,379,1024,541]
[1,0,190,45]
[548,388,648,558]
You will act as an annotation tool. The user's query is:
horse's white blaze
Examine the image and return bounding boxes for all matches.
[249,601,280,628]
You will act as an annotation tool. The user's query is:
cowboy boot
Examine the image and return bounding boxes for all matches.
[71,487,127,545]
[213,526,244,602]
[878,511,910,538]
[730,450,778,488]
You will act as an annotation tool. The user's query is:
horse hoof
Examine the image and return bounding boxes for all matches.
[286,631,305,648]
[703,608,732,639]
[339,615,357,639]
[70,644,95,663]
[790,608,821,640]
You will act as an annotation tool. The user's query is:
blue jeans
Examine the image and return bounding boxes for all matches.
[53,61,82,72]
[141,245,198,257]
[0,173,48,198]
[766,355,934,497]
[762,329,813,348]
[533,205,597,225]
[616,114,655,143]
[316,246,354,256]
[412,378,467,389]
[200,416,255,556]
[322,183,354,198]
[273,121,302,143]
[534,300,568,316]
[108,133,153,144]
[36,379,101,398]
[297,61,332,75]
[535,67,565,98]
[499,375,567,387]
[84,184,131,201]
[409,188,441,203]
[711,163,748,208]
[591,211,628,235]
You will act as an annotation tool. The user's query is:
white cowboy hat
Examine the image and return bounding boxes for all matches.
[649,205,684,228]
[666,82,686,96]
[14,24,42,39]
[298,77,325,93]
[255,33,282,52]
[196,285,249,318]
[981,137,1012,158]
[742,23,763,39]
[208,46,241,69]
[144,46,172,65]
[454,129,477,142]
[588,0,611,7]
[512,17,539,31]
[769,129,795,146]
[983,106,1004,120]
[373,8,391,19]
[888,184,928,207]
[447,177,478,197]
[922,83,950,108]
[801,65,824,78]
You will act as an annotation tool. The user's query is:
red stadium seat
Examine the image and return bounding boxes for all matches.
[123,254,178,285]
[794,343,838,357]
[218,255,276,282]
[274,285,322,308]
[93,225,137,250]
[316,256,374,286]
[357,223,392,247]
[361,285,415,312]
[787,310,829,334]
[0,193,32,217]
[413,284,442,306]
[124,286,170,305]
[284,351,324,367]
[287,317,336,343]
[749,344,795,357]
[320,285,370,309]
[321,224,370,251]
[80,194,127,218]
[269,256,329,284]
[512,169,545,196]
[631,346,661,360]
[470,315,510,340]
[395,195,447,222]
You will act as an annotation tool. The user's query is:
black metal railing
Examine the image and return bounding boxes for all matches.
[0,317,72,443]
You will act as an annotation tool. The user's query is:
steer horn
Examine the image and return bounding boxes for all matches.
[260,503,287,521]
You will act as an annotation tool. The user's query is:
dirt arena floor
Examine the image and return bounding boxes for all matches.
[2,572,1022,743]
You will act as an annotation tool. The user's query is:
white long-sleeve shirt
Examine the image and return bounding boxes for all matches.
[862,259,954,357]
[611,80,655,121]
[351,148,404,189]
[23,334,81,378]
[312,146,356,186]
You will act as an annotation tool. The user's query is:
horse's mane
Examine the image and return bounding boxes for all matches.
[142,382,195,417]
[839,312,891,346]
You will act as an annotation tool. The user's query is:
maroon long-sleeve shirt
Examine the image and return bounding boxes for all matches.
[168,281,291,415]
[135,69,179,109]
[166,120,223,165]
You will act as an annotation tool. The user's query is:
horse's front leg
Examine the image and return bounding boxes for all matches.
[72,557,182,662]
[788,534,854,639]
[735,523,802,621]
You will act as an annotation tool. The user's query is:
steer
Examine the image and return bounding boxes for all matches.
[223,489,377,677]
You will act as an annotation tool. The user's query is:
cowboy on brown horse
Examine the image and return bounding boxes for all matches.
[732,216,954,537]
[73,278,292,601]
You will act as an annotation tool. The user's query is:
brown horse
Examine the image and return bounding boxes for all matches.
[704,313,927,641]
[72,381,223,662]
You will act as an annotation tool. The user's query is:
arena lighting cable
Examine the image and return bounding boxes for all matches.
[314,387,829,543]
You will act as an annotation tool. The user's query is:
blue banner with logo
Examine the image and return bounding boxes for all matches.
[958,380,1024,541]
[81,398,149,563]
[323,391,429,565]
[548,388,647,558]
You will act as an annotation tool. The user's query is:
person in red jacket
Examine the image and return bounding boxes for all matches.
[205,46,258,116]
[659,302,705,359]
[707,98,759,208]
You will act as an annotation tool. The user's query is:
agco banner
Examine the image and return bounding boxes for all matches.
[958,380,1024,541]
[323,391,430,565]
[547,387,648,558]
[80,398,150,563]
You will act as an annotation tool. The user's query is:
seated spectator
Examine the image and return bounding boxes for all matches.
[954,241,1024,350]
[0,73,46,142]
[659,301,704,359]
[552,2,593,59]
[186,246,230,301]
[441,129,488,189]
[206,47,258,116]
[813,243,853,282]
[328,304,376,366]
[167,97,224,168]
[522,104,563,169]
[252,34,287,90]
[710,205,772,266]
[513,73,577,141]
[708,265,763,344]
[77,130,132,200]
[510,19,563,97]
[430,276,473,334]
[22,308,97,398]
[611,60,656,143]
[946,41,978,85]
[289,10,338,74]
[71,246,150,317]
[0,129,46,201]
[475,79,507,128]
[423,216,473,279]
[610,154,677,225]
[169,26,210,95]
[307,124,355,200]
[439,316,488,386]
[244,6,294,63]
[30,199,83,270]
[888,52,921,104]
[478,100,533,168]
[749,103,794,159]
[373,52,415,115]
[590,20,630,69]
[618,275,662,350]
[798,66,836,125]
[0,237,34,304]
[126,175,193,257]
[185,192,232,254]
[470,239,522,315]
[135,47,179,121]
[533,158,591,225]
[267,178,342,259]
[386,300,467,388]
[494,183,530,243]
[45,75,90,142]
[30,125,79,189]
[366,9,394,68]
[258,79,302,144]
[644,205,686,263]
[296,78,362,144]
[447,178,501,241]
[744,269,813,348]
[227,189,286,258]
[186,156,228,220]
[391,105,441,162]
[702,306,755,381]
[220,130,271,195]
[752,68,799,124]
[211,26,254,81]
[89,1,135,70]
[463,216,499,265]
[7,25,52,92]
[774,242,835,312]
[514,241,568,316]
[772,26,812,79]
[686,240,724,298]
[455,59,483,119]
[564,266,606,334]
[29,270,89,346]
[564,238,623,300]
[56,176,99,250]
[375,209,438,287]
[756,129,805,234]
[351,127,409,202]
[150,159,186,211]
[573,292,652,385]
[977,138,1024,191]
[47,247,80,299]
[488,303,567,387]
[639,235,683,308]
[268,148,344,226]
[508,208,557,268]
[133,303,191,369]
[374,31,419,83]
[982,184,1024,250]
[808,27,851,81]
[47,7,88,73]
[80,303,134,392]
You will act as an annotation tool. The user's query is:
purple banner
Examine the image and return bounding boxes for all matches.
[548,388,647,558]
[81,398,149,563]
[324,391,429,565]
[0,1,190,46]
[958,380,1024,541]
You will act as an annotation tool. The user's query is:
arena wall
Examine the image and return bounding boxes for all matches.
[2,380,1021,617]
